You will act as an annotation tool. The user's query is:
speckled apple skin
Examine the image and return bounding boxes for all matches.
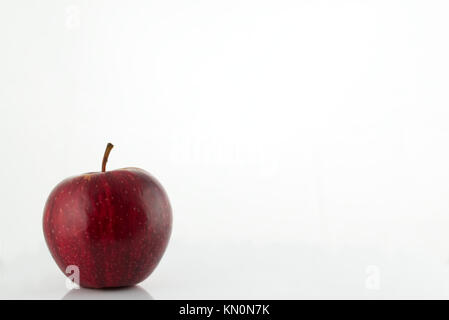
[43,168,172,288]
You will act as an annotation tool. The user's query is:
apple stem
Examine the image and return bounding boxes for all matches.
[102,143,114,172]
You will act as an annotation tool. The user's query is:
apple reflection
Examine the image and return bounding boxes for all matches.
[62,285,153,300]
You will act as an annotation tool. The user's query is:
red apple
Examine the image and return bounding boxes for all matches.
[43,143,172,288]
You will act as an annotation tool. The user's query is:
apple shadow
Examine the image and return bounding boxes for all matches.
[62,285,153,300]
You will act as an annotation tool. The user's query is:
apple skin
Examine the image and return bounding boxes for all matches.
[43,168,172,288]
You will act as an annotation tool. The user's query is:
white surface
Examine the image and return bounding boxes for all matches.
[2,0,449,299]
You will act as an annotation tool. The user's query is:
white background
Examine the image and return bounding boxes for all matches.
[1,0,449,299]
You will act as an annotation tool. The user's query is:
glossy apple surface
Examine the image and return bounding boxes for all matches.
[43,145,172,288]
